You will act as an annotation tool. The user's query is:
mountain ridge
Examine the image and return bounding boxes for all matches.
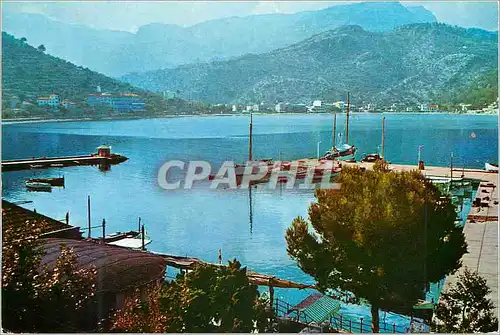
[2,2,437,76]
[120,23,498,105]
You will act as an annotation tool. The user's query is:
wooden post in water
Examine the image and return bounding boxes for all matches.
[141,224,145,251]
[269,283,274,308]
[450,152,454,189]
[87,196,91,238]
[345,92,350,144]
[381,116,385,159]
[65,212,69,225]
[102,219,106,243]
[248,112,253,161]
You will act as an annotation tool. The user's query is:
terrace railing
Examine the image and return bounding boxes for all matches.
[273,297,417,333]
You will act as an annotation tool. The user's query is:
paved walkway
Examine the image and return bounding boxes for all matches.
[443,220,498,316]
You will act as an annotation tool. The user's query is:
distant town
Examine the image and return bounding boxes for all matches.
[4,86,499,121]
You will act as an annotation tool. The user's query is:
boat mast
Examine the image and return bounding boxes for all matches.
[249,112,253,161]
[381,116,385,159]
[332,112,337,149]
[345,92,350,144]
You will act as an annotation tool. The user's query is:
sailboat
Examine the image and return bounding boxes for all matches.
[209,112,273,184]
[323,92,356,160]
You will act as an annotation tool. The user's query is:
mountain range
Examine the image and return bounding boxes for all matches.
[121,23,498,105]
[2,2,436,77]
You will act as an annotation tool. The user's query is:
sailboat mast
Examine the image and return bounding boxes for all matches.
[332,112,337,149]
[346,92,350,144]
[249,112,253,161]
[381,116,385,159]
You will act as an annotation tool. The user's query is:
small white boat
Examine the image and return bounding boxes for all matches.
[485,162,498,172]
[107,237,151,250]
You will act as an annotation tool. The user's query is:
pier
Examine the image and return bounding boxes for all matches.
[1,145,128,172]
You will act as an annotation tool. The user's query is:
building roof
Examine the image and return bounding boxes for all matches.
[290,293,341,323]
[2,200,82,239]
[39,238,166,293]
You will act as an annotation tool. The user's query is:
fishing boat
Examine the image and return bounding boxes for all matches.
[323,144,357,160]
[27,176,64,187]
[485,162,498,172]
[25,181,52,192]
[322,92,356,161]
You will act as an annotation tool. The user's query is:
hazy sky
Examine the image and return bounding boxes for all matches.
[2,1,498,32]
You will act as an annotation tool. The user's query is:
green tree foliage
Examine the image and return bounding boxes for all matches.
[109,286,170,333]
[432,268,498,332]
[110,260,272,333]
[20,37,27,43]
[161,260,271,332]
[37,44,46,52]
[2,209,97,332]
[285,166,467,332]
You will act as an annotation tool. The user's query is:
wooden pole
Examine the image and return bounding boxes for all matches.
[346,92,350,144]
[141,224,145,251]
[332,112,337,149]
[87,195,91,238]
[249,112,253,161]
[381,116,385,159]
[269,284,274,308]
[138,217,141,233]
[450,152,454,187]
[66,211,69,225]
[102,219,106,243]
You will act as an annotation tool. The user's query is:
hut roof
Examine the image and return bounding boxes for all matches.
[40,238,166,293]
[2,200,81,239]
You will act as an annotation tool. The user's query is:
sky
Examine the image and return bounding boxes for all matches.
[2,1,498,32]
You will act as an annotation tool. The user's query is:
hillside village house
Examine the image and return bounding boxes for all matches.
[36,93,60,107]
[88,93,146,112]
[420,104,439,112]
[61,99,77,109]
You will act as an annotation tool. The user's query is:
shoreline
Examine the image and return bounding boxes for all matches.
[2,111,498,125]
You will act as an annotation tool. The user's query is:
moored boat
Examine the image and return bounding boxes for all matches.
[485,162,498,172]
[323,144,357,160]
[27,177,64,187]
[25,181,52,192]
[361,153,382,163]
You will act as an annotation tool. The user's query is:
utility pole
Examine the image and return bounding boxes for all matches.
[87,196,91,238]
[102,219,106,243]
[381,116,385,159]
[346,92,350,144]
[141,224,145,251]
[248,112,253,161]
[332,112,337,149]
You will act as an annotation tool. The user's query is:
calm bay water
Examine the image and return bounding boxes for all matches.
[2,113,498,328]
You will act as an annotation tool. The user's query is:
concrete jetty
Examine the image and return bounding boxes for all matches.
[1,145,128,172]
